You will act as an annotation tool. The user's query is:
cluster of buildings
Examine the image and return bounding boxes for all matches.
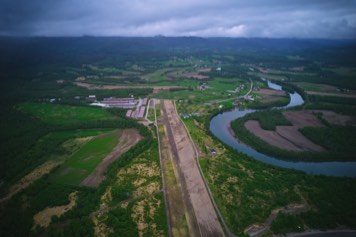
[227,84,245,93]
[125,98,147,119]
[101,97,136,108]
[181,112,200,119]
[89,95,148,119]
[126,105,146,119]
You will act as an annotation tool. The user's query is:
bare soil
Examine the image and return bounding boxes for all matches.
[245,111,325,152]
[255,89,286,96]
[33,191,78,229]
[162,100,225,237]
[306,91,356,98]
[283,111,324,128]
[158,103,196,237]
[312,110,356,126]
[74,82,184,91]
[81,129,142,187]
[182,72,209,80]
[254,89,288,104]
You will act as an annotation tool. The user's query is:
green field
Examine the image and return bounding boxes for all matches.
[18,102,115,125]
[51,130,119,185]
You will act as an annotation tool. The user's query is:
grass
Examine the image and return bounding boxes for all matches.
[51,130,119,185]
[18,102,115,125]
[241,110,292,130]
[180,117,221,156]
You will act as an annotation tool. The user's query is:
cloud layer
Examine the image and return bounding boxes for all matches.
[1,0,356,38]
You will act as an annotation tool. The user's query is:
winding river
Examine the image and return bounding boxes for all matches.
[210,80,356,177]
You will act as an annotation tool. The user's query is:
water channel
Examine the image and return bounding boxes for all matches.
[210,80,356,177]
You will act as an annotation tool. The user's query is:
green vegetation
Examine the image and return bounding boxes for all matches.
[98,139,168,237]
[230,109,356,161]
[51,130,119,185]
[300,125,356,159]
[270,213,305,234]
[201,149,356,236]
[18,102,115,125]
[241,110,292,130]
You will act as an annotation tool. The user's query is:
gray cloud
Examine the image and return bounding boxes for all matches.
[0,0,355,38]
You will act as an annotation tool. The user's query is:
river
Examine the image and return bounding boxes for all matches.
[210,80,356,177]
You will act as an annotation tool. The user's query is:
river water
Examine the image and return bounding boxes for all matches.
[210,81,356,177]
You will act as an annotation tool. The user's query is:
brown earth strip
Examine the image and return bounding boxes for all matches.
[255,89,286,96]
[311,110,356,126]
[283,111,325,128]
[306,91,356,98]
[244,111,325,152]
[245,121,303,151]
[74,82,185,91]
[160,101,199,237]
[162,100,225,237]
[33,191,78,229]
[0,160,61,203]
[81,129,142,187]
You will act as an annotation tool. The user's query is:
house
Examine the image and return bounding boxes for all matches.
[210,148,217,155]
[88,95,96,100]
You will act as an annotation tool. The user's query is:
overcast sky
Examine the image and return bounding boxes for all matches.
[0,0,356,38]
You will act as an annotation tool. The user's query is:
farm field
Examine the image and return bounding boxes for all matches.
[18,102,115,125]
[231,109,356,161]
[51,129,142,186]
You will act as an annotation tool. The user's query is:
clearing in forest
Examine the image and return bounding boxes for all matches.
[245,111,325,152]
[81,129,142,187]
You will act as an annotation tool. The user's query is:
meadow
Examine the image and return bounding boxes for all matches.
[51,130,119,185]
[18,102,115,125]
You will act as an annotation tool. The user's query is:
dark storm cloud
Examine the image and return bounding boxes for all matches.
[0,0,356,38]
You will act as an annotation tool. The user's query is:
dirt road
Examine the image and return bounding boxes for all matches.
[74,82,185,91]
[81,129,142,187]
[162,100,225,237]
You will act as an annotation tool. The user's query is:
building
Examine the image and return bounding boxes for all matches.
[88,95,96,101]
[126,110,133,117]
[101,97,137,108]
[136,106,146,118]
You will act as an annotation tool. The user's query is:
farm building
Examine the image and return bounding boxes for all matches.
[101,97,137,108]
[136,106,146,118]
[126,109,133,117]
[87,95,96,101]
[142,98,148,105]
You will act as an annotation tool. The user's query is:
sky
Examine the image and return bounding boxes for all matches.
[0,0,356,38]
